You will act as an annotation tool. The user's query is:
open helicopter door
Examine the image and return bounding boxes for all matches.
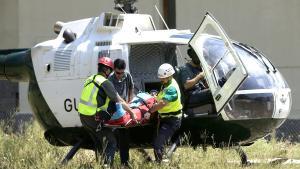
[189,12,248,113]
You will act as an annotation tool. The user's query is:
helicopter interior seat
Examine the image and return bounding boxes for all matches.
[174,66,216,117]
[183,89,216,118]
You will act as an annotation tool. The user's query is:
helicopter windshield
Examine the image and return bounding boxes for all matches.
[235,44,289,89]
[202,37,289,90]
[202,37,290,120]
[203,38,288,120]
[188,12,291,120]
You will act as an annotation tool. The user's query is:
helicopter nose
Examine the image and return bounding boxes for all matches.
[273,88,292,119]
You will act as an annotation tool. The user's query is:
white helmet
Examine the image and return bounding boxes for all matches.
[157,63,175,78]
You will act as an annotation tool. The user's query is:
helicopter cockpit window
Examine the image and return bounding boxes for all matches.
[102,13,123,28]
[104,13,112,26]
[203,38,237,87]
[111,15,118,26]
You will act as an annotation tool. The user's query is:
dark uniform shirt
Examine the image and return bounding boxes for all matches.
[97,80,119,113]
[180,63,204,92]
[108,71,134,102]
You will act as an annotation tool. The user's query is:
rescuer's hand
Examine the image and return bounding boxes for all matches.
[144,112,151,120]
[130,112,137,121]
[197,72,205,81]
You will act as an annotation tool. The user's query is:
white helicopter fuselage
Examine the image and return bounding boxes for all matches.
[0,10,292,151]
[31,12,191,127]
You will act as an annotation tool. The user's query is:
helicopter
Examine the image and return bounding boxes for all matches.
[0,0,292,165]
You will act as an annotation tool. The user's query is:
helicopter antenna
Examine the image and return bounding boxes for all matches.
[114,0,138,13]
[155,5,169,30]
[154,4,186,63]
[117,3,127,14]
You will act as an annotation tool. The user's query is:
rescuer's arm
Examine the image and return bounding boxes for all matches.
[117,95,137,120]
[127,73,134,102]
[183,72,205,90]
[149,86,178,113]
[149,99,168,113]
[102,80,136,120]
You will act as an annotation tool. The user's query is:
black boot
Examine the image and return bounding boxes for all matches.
[154,149,163,163]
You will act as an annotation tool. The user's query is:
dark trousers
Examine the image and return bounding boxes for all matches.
[153,117,181,162]
[186,88,213,106]
[116,128,130,165]
[80,114,117,165]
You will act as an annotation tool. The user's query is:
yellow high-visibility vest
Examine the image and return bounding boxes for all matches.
[157,78,182,118]
[78,74,110,116]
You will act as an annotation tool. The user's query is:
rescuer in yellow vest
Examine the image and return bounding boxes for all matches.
[150,63,183,163]
[78,57,136,166]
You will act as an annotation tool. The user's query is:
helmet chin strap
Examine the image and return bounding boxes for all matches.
[162,77,172,86]
[99,68,110,78]
[104,69,111,77]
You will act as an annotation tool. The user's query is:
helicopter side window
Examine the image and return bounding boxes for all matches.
[98,50,110,58]
[204,38,237,87]
[98,49,123,61]
[104,13,112,26]
[212,52,236,87]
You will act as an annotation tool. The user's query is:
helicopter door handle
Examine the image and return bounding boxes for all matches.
[215,94,221,101]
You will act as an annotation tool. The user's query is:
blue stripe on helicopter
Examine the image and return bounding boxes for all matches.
[169,34,193,39]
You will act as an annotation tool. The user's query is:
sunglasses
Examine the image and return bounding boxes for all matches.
[115,70,125,75]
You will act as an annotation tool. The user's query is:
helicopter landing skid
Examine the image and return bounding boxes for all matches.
[166,136,181,159]
[235,146,250,166]
[61,139,83,165]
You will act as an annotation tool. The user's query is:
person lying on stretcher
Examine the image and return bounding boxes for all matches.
[103,92,157,127]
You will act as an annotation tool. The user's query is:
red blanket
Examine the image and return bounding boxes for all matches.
[104,97,156,128]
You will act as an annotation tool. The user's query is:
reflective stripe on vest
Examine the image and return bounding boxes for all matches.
[157,78,183,118]
[78,74,110,116]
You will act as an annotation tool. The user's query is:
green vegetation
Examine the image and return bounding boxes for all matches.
[1,122,300,169]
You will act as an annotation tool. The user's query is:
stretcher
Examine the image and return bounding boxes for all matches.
[104,93,157,128]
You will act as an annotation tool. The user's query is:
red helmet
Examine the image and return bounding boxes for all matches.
[98,57,114,69]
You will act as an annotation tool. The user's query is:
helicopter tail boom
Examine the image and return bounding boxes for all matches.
[0,48,33,82]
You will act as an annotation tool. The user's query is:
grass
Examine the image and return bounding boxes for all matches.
[1,121,300,169]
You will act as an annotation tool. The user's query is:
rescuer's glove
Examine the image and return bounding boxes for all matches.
[111,102,126,120]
